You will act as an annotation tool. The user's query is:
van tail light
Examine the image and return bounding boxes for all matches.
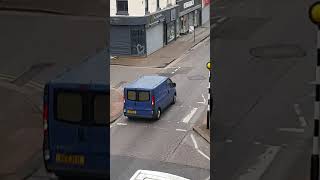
[43,103,50,160]
[152,96,155,107]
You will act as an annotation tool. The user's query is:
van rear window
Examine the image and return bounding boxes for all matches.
[127,91,136,101]
[93,94,108,125]
[56,92,82,122]
[127,90,150,101]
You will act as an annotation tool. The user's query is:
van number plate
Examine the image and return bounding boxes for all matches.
[55,154,85,165]
[127,110,136,114]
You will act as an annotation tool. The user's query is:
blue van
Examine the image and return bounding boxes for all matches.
[43,49,109,179]
[123,76,176,120]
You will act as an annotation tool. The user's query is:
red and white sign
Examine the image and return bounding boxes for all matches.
[203,0,210,6]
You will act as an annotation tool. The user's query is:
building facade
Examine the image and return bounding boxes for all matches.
[110,0,179,56]
[201,0,210,25]
[176,0,202,36]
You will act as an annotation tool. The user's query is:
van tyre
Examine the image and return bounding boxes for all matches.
[155,108,161,120]
[172,95,176,104]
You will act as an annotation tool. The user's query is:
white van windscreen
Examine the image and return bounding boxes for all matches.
[56,92,82,122]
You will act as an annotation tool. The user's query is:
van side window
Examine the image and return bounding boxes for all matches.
[56,92,82,122]
[127,90,136,101]
[93,93,108,125]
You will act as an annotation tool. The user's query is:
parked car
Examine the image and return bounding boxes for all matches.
[123,75,176,120]
[43,49,109,179]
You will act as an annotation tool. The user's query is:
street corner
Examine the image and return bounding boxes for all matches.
[111,87,123,123]
[192,109,210,143]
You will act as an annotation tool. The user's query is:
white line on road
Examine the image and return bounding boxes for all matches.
[202,94,206,103]
[298,116,307,127]
[238,146,280,180]
[218,17,227,23]
[278,128,305,133]
[197,102,206,104]
[182,108,198,123]
[191,134,199,149]
[116,123,127,126]
[294,104,301,115]
[174,68,179,72]
[171,71,175,74]
[198,149,210,160]
[176,129,187,132]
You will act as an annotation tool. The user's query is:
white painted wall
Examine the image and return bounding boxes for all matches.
[110,0,176,16]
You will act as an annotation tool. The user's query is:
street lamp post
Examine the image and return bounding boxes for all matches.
[309,2,320,180]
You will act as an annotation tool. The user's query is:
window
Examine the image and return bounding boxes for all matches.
[127,90,137,101]
[138,91,150,101]
[117,0,128,15]
[55,92,83,122]
[145,0,149,14]
[127,90,150,101]
[93,94,108,125]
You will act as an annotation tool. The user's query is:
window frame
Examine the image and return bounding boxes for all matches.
[116,0,129,15]
[90,92,109,126]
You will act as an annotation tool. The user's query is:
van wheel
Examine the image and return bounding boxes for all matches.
[172,95,176,104]
[155,108,161,120]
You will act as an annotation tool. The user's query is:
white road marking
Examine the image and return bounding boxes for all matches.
[197,102,206,104]
[198,149,210,160]
[191,134,199,149]
[294,104,301,115]
[174,68,178,72]
[177,66,181,69]
[182,108,198,123]
[176,129,187,132]
[171,71,175,74]
[299,116,307,127]
[218,17,227,23]
[278,128,305,133]
[117,123,127,126]
[238,146,280,180]
[202,94,206,103]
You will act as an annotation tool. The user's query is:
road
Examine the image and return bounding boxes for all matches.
[110,38,210,179]
[211,0,316,179]
[0,10,106,180]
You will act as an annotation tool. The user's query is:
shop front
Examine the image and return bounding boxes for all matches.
[110,6,178,57]
[177,0,202,35]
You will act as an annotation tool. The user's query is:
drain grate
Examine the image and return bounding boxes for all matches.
[12,63,54,86]
[250,44,306,59]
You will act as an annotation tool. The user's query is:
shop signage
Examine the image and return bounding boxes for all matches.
[170,9,176,21]
[184,0,194,9]
[148,13,164,26]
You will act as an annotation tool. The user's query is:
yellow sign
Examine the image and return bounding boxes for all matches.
[309,2,320,24]
[206,62,211,70]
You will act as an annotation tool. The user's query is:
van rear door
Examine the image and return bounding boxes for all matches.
[48,84,89,169]
[87,88,109,173]
[125,89,153,117]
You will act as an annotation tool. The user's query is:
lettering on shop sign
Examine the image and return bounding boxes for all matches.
[150,13,164,25]
[184,0,194,9]
[136,44,145,55]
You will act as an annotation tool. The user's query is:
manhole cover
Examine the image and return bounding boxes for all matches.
[188,75,206,80]
[250,44,306,59]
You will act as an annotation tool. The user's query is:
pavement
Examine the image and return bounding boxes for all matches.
[111,21,210,68]
[111,88,123,123]
[193,109,210,143]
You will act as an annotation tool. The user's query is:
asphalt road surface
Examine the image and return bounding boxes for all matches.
[0,11,106,180]
[211,0,316,179]
[110,38,210,180]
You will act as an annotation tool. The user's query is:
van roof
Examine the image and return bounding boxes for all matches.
[125,75,167,90]
[49,48,109,86]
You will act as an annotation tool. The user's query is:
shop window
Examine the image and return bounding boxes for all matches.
[117,0,128,15]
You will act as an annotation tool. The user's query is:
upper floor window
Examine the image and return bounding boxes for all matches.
[117,0,128,15]
[145,0,149,14]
